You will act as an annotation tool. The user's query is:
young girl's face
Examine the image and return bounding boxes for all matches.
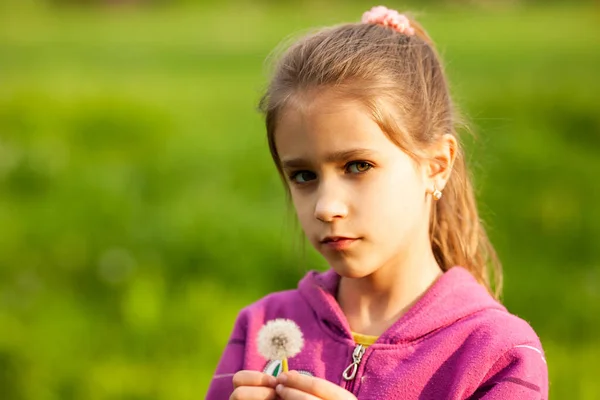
[275,90,433,278]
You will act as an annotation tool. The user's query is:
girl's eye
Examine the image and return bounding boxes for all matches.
[290,171,317,183]
[347,161,373,174]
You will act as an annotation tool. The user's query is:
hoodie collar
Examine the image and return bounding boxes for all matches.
[298,266,506,344]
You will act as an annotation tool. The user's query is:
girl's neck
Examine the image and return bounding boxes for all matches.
[337,247,443,337]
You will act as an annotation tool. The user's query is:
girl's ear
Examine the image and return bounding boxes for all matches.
[426,133,457,190]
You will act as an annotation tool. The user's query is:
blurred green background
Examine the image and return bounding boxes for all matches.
[0,0,599,398]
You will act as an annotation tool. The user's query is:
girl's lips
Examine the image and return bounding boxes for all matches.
[321,237,359,251]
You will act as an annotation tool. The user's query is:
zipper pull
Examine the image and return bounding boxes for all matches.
[342,344,365,381]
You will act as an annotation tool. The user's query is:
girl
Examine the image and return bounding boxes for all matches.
[207,6,548,400]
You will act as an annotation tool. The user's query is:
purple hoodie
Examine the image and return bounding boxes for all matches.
[206,267,548,399]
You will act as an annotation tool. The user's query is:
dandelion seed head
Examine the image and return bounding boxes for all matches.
[257,318,304,361]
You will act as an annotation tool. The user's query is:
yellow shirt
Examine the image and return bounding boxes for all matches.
[352,332,379,347]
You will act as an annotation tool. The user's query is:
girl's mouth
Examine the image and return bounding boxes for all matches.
[321,236,360,251]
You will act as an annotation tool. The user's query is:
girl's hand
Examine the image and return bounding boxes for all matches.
[230,370,278,400]
[275,371,358,400]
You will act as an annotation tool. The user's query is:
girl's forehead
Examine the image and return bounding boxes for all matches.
[278,101,376,142]
[275,95,400,159]
[278,89,375,130]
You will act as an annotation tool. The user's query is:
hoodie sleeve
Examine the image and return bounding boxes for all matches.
[205,310,248,400]
[470,343,548,400]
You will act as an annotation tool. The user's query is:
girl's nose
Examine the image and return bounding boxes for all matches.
[314,188,348,222]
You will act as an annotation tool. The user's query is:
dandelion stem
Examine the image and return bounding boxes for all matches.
[282,358,289,372]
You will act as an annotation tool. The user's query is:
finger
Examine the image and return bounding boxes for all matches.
[275,384,321,400]
[232,370,277,389]
[276,371,356,399]
[229,386,277,400]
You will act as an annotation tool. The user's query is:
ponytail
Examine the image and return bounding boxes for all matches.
[431,149,503,298]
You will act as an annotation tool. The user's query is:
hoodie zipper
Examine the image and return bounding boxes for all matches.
[342,344,365,382]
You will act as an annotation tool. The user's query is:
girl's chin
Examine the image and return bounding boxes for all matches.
[328,261,376,280]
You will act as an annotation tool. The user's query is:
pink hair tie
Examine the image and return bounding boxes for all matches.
[361,5,415,36]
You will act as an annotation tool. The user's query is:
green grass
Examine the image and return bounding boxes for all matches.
[0,2,599,399]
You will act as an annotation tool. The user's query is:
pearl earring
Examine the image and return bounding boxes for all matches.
[432,186,443,201]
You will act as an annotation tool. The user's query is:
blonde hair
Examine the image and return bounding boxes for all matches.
[259,18,502,298]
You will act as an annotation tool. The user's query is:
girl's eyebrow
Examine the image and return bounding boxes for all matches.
[281,148,378,169]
